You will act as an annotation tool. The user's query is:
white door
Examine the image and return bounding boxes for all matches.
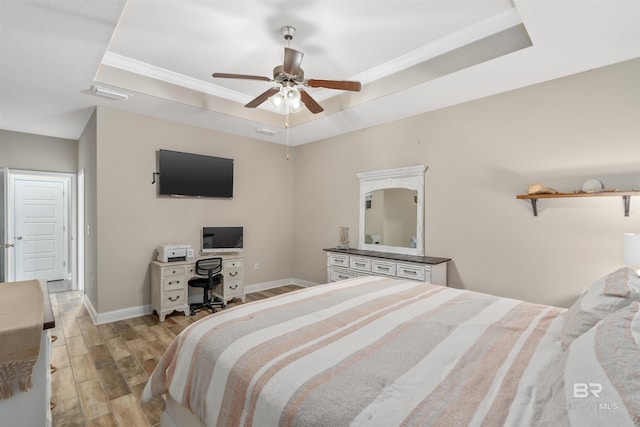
[13,178,66,281]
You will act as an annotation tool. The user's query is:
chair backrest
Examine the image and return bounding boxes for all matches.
[195,258,223,278]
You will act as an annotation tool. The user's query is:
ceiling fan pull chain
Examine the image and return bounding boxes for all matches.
[285,112,291,160]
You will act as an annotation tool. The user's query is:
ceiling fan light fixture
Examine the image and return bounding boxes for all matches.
[269,87,304,114]
[286,87,301,102]
[270,92,284,108]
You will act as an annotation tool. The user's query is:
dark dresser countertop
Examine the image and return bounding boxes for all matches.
[323,248,451,265]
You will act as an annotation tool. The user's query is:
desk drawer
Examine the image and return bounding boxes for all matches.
[163,290,186,308]
[350,256,371,272]
[162,266,186,277]
[328,253,349,267]
[225,268,243,282]
[163,276,185,291]
[397,263,426,281]
[371,260,396,276]
[225,281,243,296]
[223,259,243,269]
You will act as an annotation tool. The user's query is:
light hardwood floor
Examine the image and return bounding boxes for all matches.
[49,285,303,426]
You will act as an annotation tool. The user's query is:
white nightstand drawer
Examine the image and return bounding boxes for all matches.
[372,260,396,276]
[329,253,349,267]
[164,290,186,308]
[330,267,358,282]
[163,276,185,291]
[350,256,371,272]
[162,266,186,277]
[397,263,426,281]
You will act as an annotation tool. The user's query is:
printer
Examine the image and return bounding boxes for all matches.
[157,244,194,263]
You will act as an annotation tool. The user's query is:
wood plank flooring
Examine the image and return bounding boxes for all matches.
[49,285,303,426]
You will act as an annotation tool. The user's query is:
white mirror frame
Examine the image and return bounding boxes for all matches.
[357,165,426,256]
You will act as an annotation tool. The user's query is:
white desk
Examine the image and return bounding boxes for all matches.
[150,255,244,322]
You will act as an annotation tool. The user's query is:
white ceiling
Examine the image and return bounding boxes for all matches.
[1,0,639,146]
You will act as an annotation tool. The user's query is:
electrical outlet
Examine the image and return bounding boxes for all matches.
[254,262,260,270]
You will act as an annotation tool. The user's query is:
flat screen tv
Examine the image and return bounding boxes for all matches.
[158,149,233,198]
[201,226,243,253]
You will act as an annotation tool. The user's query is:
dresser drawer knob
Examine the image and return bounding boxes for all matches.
[402,270,417,275]
[230,284,238,290]
[168,295,180,302]
[378,266,389,271]
[229,271,238,277]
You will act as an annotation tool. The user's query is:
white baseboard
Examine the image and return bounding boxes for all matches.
[87,278,320,325]
[85,294,153,325]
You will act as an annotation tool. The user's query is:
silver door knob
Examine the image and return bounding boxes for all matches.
[16,236,22,240]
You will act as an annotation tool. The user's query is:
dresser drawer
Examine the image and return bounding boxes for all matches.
[328,253,349,267]
[397,263,426,281]
[330,267,358,282]
[162,276,186,291]
[350,256,371,272]
[371,260,396,276]
[163,289,186,308]
[162,266,186,277]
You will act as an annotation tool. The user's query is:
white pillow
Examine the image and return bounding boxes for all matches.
[560,268,640,350]
[564,301,640,426]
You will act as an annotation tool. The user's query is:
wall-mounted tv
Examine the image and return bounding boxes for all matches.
[158,149,233,198]
[201,227,243,253]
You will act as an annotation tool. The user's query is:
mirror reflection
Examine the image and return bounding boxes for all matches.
[364,188,417,249]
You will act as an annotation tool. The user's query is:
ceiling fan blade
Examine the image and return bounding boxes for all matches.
[299,90,324,114]
[245,87,281,108]
[283,48,304,75]
[306,79,361,92]
[212,73,273,82]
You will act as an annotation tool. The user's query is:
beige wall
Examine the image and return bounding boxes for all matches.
[292,58,640,307]
[78,110,98,308]
[0,129,77,173]
[94,107,294,313]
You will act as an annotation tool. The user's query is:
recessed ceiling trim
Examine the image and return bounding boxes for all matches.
[101,8,524,107]
[349,8,524,86]
[101,51,251,104]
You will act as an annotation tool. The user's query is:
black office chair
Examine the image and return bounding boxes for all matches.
[188,258,224,315]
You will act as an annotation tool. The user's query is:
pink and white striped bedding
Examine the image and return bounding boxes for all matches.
[142,276,572,426]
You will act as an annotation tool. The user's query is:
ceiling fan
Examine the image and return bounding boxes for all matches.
[212,26,361,114]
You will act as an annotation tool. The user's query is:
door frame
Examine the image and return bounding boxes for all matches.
[5,169,76,286]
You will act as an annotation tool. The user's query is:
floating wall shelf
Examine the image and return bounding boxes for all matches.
[516,191,640,216]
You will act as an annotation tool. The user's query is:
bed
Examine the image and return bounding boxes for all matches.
[141,269,640,427]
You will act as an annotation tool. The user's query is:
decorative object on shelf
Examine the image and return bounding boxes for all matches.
[622,233,640,274]
[337,227,350,250]
[582,179,605,193]
[527,183,559,195]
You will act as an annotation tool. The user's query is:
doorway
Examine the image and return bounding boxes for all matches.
[3,170,75,286]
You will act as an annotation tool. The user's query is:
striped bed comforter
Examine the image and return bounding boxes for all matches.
[142,276,569,427]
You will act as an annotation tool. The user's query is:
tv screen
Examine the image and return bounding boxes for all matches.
[202,227,243,253]
[158,149,233,198]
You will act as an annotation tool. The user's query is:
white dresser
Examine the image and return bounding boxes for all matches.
[150,255,245,322]
[325,248,449,286]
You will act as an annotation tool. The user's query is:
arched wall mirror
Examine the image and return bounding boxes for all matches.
[357,165,426,256]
